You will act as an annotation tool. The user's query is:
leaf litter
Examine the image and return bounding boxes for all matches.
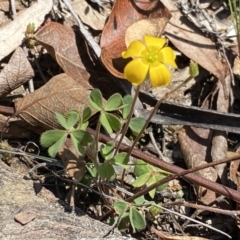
[1,0,240,239]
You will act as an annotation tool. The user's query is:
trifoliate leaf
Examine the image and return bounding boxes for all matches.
[89,89,103,110]
[40,130,66,147]
[105,93,122,111]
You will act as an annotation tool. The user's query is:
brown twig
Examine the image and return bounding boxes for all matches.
[86,128,240,220]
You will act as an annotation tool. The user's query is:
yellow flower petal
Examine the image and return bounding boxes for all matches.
[158,47,177,68]
[124,59,149,86]
[144,35,166,51]
[149,63,171,87]
[122,40,146,59]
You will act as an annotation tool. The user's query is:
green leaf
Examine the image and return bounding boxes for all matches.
[40,130,66,147]
[70,134,85,155]
[70,130,93,146]
[110,152,129,168]
[155,174,168,191]
[85,163,98,178]
[100,142,115,160]
[133,195,145,205]
[89,89,103,111]
[98,162,115,181]
[189,61,199,78]
[117,212,130,232]
[105,93,122,111]
[149,204,162,217]
[55,112,68,129]
[132,172,151,187]
[83,106,92,122]
[129,117,146,136]
[65,111,79,129]
[147,176,157,199]
[122,95,133,119]
[48,133,67,158]
[114,201,128,215]
[134,159,150,177]
[100,112,121,134]
[80,121,88,130]
[129,207,146,231]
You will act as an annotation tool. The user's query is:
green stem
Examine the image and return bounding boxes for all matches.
[114,85,141,155]
[92,116,101,171]
[128,75,194,156]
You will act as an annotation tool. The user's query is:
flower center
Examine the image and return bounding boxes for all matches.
[146,50,157,63]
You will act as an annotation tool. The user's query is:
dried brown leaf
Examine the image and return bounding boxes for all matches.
[0,47,34,97]
[15,74,91,131]
[178,127,218,204]
[35,22,91,89]
[161,0,228,86]
[211,81,228,184]
[125,18,169,47]
[58,138,86,182]
[0,114,36,138]
[100,0,171,78]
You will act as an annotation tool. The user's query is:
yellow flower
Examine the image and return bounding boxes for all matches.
[122,35,177,87]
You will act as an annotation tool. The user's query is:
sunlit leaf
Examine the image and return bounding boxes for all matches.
[65,111,79,129]
[114,201,128,215]
[132,172,151,187]
[89,89,103,110]
[110,152,129,168]
[155,174,168,191]
[100,141,115,160]
[100,113,122,134]
[133,195,145,205]
[105,93,122,111]
[48,133,67,158]
[134,159,150,177]
[70,133,85,155]
[83,106,92,122]
[55,112,67,129]
[129,117,146,136]
[129,207,146,231]
[40,129,66,147]
[147,176,157,199]
[122,95,133,119]
[70,129,93,146]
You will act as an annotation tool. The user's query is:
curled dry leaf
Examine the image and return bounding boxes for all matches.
[15,74,91,131]
[125,18,169,47]
[178,127,218,205]
[0,47,34,97]
[58,138,86,182]
[161,0,228,88]
[211,81,228,184]
[100,0,171,78]
[35,22,91,89]
[0,0,53,61]
[71,0,109,30]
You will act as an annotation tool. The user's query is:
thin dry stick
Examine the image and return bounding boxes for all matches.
[149,204,231,239]
[163,200,240,217]
[88,127,240,204]
[10,0,17,19]
[62,0,101,57]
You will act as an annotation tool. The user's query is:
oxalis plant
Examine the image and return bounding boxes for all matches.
[40,35,199,232]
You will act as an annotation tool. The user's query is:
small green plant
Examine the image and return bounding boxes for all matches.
[40,35,199,233]
[40,108,93,157]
